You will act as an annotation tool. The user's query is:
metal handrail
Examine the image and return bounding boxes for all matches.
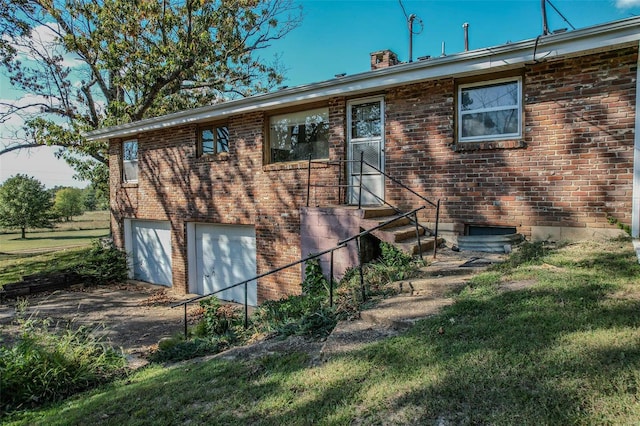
[171,208,432,337]
[306,154,441,258]
[306,157,437,208]
[172,243,346,335]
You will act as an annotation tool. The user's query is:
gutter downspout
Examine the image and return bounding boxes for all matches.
[632,41,640,245]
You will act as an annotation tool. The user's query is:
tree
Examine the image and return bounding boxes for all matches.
[0,0,302,193]
[0,174,54,238]
[53,187,85,221]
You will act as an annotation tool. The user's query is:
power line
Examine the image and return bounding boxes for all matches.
[546,0,576,31]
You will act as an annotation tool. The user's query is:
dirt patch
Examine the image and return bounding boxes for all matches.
[0,283,200,358]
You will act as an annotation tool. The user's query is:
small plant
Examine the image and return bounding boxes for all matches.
[496,240,547,270]
[301,258,329,296]
[148,336,224,363]
[197,298,244,337]
[607,216,632,236]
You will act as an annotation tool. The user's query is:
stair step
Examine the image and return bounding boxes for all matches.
[396,236,443,255]
[361,215,411,230]
[360,295,455,330]
[395,274,473,296]
[360,207,397,219]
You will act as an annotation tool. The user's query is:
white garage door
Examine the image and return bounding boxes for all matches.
[195,224,257,306]
[132,220,172,287]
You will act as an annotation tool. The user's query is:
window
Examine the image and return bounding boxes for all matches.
[458,77,522,142]
[198,124,229,156]
[268,107,329,163]
[122,139,138,182]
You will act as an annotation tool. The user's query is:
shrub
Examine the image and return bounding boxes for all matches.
[75,240,129,284]
[0,318,126,413]
[196,298,244,338]
[148,336,224,363]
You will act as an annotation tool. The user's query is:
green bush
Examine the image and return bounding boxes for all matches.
[0,319,126,413]
[75,240,128,284]
[197,298,244,338]
[148,336,224,363]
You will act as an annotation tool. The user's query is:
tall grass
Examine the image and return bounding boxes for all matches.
[1,313,127,414]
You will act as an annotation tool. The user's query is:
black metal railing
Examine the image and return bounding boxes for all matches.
[306,152,441,258]
[171,207,426,337]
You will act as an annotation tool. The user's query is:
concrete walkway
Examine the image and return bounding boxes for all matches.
[320,248,504,361]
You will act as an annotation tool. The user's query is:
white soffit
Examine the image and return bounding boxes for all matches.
[84,16,640,142]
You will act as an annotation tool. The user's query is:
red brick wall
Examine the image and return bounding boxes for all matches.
[384,46,637,237]
[110,45,637,299]
[110,107,344,300]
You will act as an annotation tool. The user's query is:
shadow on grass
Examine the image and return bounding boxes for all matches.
[7,246,640,424]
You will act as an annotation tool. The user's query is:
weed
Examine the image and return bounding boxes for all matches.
[0,316,126,414]
[496,240,548,270]
[148,336,224,363]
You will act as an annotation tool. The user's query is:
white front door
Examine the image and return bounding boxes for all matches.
[195,224,257,306]
[347,97,385,205]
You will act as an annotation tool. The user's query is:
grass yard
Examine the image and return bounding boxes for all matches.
[0,211,110,285]
[0,229,110,253]
[5,239,640,425]
[0,247,91,286]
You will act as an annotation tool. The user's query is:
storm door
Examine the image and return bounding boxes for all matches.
[347,97,385,205]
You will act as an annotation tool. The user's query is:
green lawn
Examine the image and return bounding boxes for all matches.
[0,210,110,285]
[0,229,109,253]
[5,239,640,424]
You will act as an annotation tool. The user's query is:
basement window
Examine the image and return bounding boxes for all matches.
[122,139,138,183]
[198,124,229,157]
[268,107,330,164]
[458,77,522,143]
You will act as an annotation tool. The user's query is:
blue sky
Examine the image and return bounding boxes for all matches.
[1,0,639,188]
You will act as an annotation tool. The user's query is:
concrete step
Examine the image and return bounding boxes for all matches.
[370,224,427,245]
[396,236,443,255]
[360,207,397,219]
[360,294,456,330]
[360,214,411,230]
[394,273,472,296]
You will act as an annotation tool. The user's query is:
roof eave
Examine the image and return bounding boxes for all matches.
[84,16,640,142]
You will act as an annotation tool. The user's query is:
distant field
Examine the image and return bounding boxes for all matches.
[0,211,110,254]
[0,211,111,285]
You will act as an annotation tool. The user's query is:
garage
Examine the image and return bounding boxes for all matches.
[192,223,257,306]
[130,220,172,287]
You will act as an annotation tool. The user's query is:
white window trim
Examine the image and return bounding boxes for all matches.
[122,139,138,183]
[458,76,523,143]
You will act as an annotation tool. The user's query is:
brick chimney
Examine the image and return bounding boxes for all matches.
[370,50,399,70]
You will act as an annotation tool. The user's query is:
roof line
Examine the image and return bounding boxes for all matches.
[85,16,640,141]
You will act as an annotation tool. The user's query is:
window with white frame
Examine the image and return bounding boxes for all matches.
[122,139,138,183]
[268,107,330,163]
[198,124,229,156]
[458,77,522,142]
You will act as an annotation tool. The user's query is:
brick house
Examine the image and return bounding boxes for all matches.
[86,17,640,303]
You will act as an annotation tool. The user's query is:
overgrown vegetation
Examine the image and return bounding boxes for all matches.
[0,311,126,414]
[152,243,421,363]
[74,241,129,284]
[7,239,640,425]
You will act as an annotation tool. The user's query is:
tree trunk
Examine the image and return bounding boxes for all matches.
[21,227,26,239]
